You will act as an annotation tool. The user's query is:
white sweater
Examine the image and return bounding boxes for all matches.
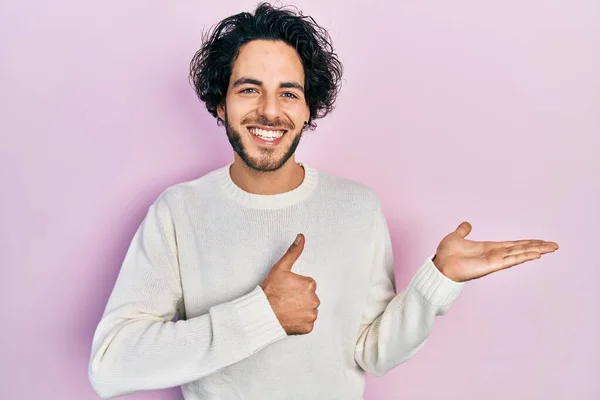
[88,163,465,399]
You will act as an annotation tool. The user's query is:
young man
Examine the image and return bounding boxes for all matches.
[88,3,558,399]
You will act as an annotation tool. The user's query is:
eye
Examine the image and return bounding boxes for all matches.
[282,92,298,99]
[240,88,257,94]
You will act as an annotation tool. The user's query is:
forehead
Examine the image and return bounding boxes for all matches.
[230,39,305,86]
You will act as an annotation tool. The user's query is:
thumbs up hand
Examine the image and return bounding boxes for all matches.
[260,234,320,335]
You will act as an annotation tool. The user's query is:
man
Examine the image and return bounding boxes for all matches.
[88,3,558,399]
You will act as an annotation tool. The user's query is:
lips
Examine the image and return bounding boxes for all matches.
[247,126,287,145]
[248,127,285,139]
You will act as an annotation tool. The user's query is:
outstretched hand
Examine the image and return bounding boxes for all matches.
[432,222,559,283]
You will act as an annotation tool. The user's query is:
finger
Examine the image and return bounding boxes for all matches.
[505,242,558,256]
[455,221,472,238]
[495,240,557,249]
[495,239,546,248]
[273,234,305,271]
[503,251,541,268]
[305,276,317,292]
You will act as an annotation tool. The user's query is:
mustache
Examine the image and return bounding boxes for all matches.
[241,115,295,131]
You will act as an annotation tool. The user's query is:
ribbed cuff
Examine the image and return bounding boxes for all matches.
[409,255,465,308]
[231,286,287,353]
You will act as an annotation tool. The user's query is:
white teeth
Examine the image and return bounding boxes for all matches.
[249,128,285,140]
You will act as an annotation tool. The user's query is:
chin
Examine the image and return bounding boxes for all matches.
[226,121,302,172]
[242,152,290,172]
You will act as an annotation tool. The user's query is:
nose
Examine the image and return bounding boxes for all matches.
[257,92,281,121]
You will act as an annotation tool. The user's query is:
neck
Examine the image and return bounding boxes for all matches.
[229,155,305,195]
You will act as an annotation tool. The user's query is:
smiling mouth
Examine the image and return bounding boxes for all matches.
[247,126,287,142]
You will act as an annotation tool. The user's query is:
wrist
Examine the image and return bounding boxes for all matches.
[432,255,442,271]
[432,255,454,281]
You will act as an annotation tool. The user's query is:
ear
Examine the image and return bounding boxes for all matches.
[301,104,310,127]
[217,103,226,121]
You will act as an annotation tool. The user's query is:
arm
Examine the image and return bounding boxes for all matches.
[88,199,286,398]
[354,204,464,376]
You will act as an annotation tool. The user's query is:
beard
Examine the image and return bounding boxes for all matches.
[224,113,303,172]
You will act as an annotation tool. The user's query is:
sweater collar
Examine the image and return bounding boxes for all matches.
[217,163,318,209]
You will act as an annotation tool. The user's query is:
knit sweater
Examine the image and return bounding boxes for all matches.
[88,163,465,399]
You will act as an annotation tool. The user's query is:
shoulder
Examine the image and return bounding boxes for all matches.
[149,165,227,216]
[313,167,383,213]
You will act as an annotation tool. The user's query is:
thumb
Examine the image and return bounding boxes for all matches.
[455,221,472,238]
[274,234,305,271]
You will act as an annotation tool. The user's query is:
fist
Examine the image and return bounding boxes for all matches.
[260,234,320,335]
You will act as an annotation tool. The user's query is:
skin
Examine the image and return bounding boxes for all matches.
[217,39,310,196]
[260,234,319,335]
[216,39,559,335]
[433,222,559,283]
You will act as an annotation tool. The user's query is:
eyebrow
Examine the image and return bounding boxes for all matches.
[232,77,304,92]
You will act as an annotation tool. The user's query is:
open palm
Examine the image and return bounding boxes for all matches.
[433,222,559,283]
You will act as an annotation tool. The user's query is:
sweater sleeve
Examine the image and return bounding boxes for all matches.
[353,203,465,376]
[88,199,287,399]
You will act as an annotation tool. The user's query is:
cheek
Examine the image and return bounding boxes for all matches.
[282,102,309,124]
[227,98,259,123]
[223,105,243,125]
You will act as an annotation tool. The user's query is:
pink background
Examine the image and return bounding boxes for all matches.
[1,1,598,399]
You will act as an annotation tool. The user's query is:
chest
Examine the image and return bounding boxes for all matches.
[175,203,375,321]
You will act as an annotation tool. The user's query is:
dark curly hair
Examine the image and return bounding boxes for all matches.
[189,2,343,130]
